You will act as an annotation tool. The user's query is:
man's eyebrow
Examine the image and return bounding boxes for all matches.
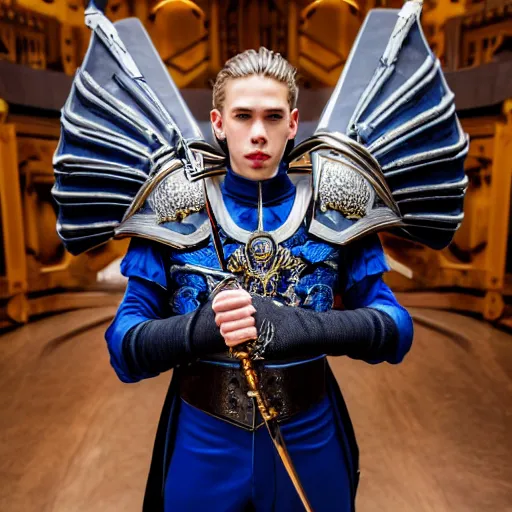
[230,107,286,114]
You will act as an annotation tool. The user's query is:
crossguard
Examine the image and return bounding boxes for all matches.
[210,275,241,298]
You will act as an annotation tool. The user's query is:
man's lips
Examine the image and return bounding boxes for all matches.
[245,152,270,161]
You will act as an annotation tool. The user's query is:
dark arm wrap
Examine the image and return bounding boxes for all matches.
[122,301,225,375]
[122,293,400,372]
[253,296,399,361]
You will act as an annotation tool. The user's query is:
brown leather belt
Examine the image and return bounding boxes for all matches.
[178,357,327,431]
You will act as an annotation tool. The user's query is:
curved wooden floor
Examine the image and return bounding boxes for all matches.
[0,306,511,511]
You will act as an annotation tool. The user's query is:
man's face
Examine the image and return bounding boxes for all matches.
[210,75,299,181]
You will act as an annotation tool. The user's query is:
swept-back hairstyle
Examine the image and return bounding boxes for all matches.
[212,47,299,111]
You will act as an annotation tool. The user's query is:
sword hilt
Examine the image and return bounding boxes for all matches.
[230,346,278,422]
[212,281,278,421]
[216,284,313,511]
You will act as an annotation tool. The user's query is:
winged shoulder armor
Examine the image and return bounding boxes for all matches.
[290,1,469,249]
[52,3,225,254]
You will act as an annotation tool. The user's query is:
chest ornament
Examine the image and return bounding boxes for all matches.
[225,182,307,305]
[227,231,307,304]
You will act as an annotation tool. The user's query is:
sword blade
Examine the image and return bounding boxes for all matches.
[264,417,314,512]
[202,180,227,272]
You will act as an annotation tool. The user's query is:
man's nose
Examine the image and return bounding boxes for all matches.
[250,120,267,144]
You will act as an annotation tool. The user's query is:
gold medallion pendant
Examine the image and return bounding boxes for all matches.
[227,231,306,302]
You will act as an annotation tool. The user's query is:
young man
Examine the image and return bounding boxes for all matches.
[104,48,413,511]
[53,2,467,511]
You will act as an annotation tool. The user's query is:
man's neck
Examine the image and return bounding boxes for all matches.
[222,161,295,207]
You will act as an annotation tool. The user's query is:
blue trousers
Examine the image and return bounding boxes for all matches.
[164,395,352,511]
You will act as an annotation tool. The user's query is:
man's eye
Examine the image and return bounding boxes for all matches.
[268,114,283,120]
[235,114,250,119]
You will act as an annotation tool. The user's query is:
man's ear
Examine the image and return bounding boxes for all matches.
[288,108,299,140]
[210,109,224,139]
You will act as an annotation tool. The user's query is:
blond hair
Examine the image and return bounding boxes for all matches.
[212,47,298,111]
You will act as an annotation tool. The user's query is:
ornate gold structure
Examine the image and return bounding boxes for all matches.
[0,95,128,328]
[2,0,512,326]
[0,0,132,328]
[383,0,512,325]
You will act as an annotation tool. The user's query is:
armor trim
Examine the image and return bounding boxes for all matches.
[205,173,313,244]
[309,208,401,246]
[115,212,211,249]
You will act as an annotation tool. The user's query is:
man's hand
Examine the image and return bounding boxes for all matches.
[212,289,257,347]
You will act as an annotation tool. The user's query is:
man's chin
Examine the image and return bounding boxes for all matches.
[246,168,277,181]
[233,161,278,181]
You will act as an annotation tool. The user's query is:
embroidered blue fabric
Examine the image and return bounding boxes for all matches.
[105,164,413,382]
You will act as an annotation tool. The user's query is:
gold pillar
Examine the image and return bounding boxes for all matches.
[288,0,299,67]
[0,119,28,300]
[485,101,512,295]
[246,2,261,50]
[237,1,245,51]
[134,2,150,28]
[209,0,221,73]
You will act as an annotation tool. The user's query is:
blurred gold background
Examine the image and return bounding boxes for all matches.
[1,0,512,328]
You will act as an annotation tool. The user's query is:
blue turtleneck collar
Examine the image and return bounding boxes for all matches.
[222,160,295,207]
